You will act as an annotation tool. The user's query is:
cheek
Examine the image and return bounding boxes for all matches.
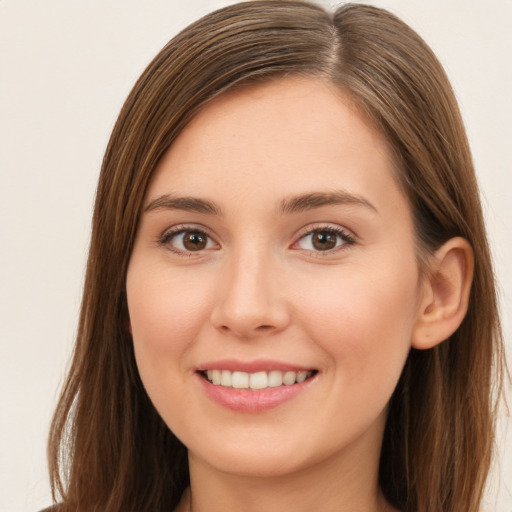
[126,266,216,408]
[126,265,218,432]
[127,268,210,353]
[294,261,419,389]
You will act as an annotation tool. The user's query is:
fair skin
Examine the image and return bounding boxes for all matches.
[126,77,472,512]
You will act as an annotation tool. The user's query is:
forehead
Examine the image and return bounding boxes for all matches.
[146,77,408,221]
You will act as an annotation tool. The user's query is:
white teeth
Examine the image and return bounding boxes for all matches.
[204,369,313,390]
[283,371,296,385]
[220,370,232,386]
[268,370,283,387]
[212,369,221,385]
[296,371,308,383]
[249,371,268,390]
[232,371,249,389]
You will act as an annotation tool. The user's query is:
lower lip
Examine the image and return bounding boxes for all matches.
[198,374,316,412]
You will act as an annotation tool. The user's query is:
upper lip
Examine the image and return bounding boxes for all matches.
[196,359,316,373]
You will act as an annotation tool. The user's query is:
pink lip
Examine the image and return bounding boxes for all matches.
[196,368,317,413]
[197,358,313,373]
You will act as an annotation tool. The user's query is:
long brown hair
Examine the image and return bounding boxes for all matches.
[48,2,504,511]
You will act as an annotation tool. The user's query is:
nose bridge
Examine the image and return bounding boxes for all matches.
[210,241,289,337]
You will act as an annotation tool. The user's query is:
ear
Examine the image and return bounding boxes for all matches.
[412,237,474,350]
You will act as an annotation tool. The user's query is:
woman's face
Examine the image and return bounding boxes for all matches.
[126,78,426,479]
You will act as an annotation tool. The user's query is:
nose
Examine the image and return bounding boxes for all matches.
[209,248,290,339]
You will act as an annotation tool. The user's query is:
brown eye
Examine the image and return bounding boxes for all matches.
[311,231,337,251]
[295,227,354,253]
[162,229,216,253]
[182,231,208,251]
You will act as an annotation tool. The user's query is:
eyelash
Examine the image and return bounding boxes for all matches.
[158,224,356,256]
[158,224,217,256]
[293,225,356,255]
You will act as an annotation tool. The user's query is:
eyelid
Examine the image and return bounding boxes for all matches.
[156,222,356,256]
[158,223,220,254]
[159,222,214,239]
[291,223,357,253]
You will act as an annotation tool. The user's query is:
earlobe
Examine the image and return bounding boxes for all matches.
[412,237,474,350]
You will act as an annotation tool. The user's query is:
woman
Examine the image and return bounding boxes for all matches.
[46,2,505,511]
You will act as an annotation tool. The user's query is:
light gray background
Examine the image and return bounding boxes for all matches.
[1,1,510,510]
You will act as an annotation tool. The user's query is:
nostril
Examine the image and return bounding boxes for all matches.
[220,324,273,331]
[256,325,273,331]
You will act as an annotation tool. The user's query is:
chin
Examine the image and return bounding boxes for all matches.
[191,444,315,478]
[184,404,389,486]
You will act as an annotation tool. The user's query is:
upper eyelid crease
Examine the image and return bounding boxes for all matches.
[297,226,356,243]
[160,225,215,242]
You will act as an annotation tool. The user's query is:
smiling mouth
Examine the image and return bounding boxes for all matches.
[199,369,317,391]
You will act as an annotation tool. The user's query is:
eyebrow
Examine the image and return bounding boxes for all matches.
[144,190,377,217]
[279,191,378,215]
[144,194,222,215]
